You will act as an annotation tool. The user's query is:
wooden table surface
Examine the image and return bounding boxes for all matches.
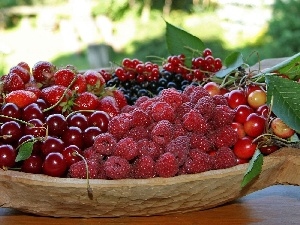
[1,185,299,225]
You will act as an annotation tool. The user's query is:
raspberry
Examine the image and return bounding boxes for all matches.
[68,159,104,179]
[104,156,131,179]
[151,120,174,146]
[194,96,215,120]
[173,121,187,138]
[175,101,194,119]
[113,137,138,161]
[132,155,155,179]
[182,109,208,134]
[214,147,237,169]
[189,86,210,104]
[165,136,190,166]
[93,133,117,156]
[130,108,152,127]
[189,133,212,152]
[151,101,175,122]
[137,139,163,160]
[121,105,136,113]
[138,97,158,112]
[210,125,239,149]
[183,149,214,174]
[155,152,179,178]
[134,95,150,107]
[107,113,132,139]
[211,105,235,127]
[159,88,183,109]
[182,85,199,96]
[83,146,104,161]
[126,126,150,141]
[213,95,228,106]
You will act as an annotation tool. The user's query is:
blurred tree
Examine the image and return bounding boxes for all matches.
[262,0,300,58]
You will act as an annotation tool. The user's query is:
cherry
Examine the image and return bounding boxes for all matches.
[42,152,67,177]
[67,113,88,131]
[22,103,44,121]
[247,89,266,109]
[203,82,221,96]
[62,126,83,149]
[41,136,65,156]
[0,144,16,168]
[24,118,46,138]
[271,117,295,139]
[62,145,82,168]
[88,111,110,132]
[0,103,21,122]
[45,114,68,137]
[236,157,249,165]
[21,155,43,174]
[231,122,246,139]
[245,84,263,97]
[256,104,270,118]
[259,145,279,155]
[233,136,257,159]
[18,134,41,155]
[234,105,254,124]
[243,113,266,138]
[227,89,247,109]
[0,121,22,144]
[83,126,102,148]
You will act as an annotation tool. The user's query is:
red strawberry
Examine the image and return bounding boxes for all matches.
[17,61,31,73]
[5,90,38,108]
[9,65,31,83]
[70,74,87,93]
[41,85,72,112]
[73,92,99,111]
[83,70,105,96]
[104,88,128,109]
[3,72,25,93]
[97,96,120,117]
[54,68,76,87]
[32,61,56,87]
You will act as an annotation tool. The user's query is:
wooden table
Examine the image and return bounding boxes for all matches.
[1,185,299,225]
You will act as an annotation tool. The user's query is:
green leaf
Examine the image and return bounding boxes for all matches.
[215,52,244,78]
[257,52,300,80]
[265,75,300,133]
[241,149,263,188]
[15,141,34,162]
[165,20,204,67]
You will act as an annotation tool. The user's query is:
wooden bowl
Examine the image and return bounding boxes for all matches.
[0,147,299,218]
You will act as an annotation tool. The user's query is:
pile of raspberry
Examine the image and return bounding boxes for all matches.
[68,85,239,179]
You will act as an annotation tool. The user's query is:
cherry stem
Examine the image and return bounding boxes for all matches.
[0,115,34,127]
[72,151,93,199]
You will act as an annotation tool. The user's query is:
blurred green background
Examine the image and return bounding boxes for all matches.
[0,0,299,74]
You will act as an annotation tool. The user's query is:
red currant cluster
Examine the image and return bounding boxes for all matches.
[114,58,160,83]
[162,48,223,82]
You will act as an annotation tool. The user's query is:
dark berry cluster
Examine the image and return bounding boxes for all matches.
[106,48,223,105]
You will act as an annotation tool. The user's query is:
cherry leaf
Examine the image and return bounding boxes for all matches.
[241,149,263,188]
[15,141,34,162]
[215,51,244,78]
[258,52,300,80]
[165,20,204,67]
[265,75,300,133]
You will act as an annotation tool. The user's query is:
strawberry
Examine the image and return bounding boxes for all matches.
[3,72,25,93]
[70,74,87,93]
[54,68,76,87]
[32,61,56,87]
[83,70,105,96]
[9,65,31,83]
[41,85,73,112]
[73,92,99,111]
[104,88,128,109]
[5,90,38,108]
[97,96,120,117]
[17,61,31,73]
